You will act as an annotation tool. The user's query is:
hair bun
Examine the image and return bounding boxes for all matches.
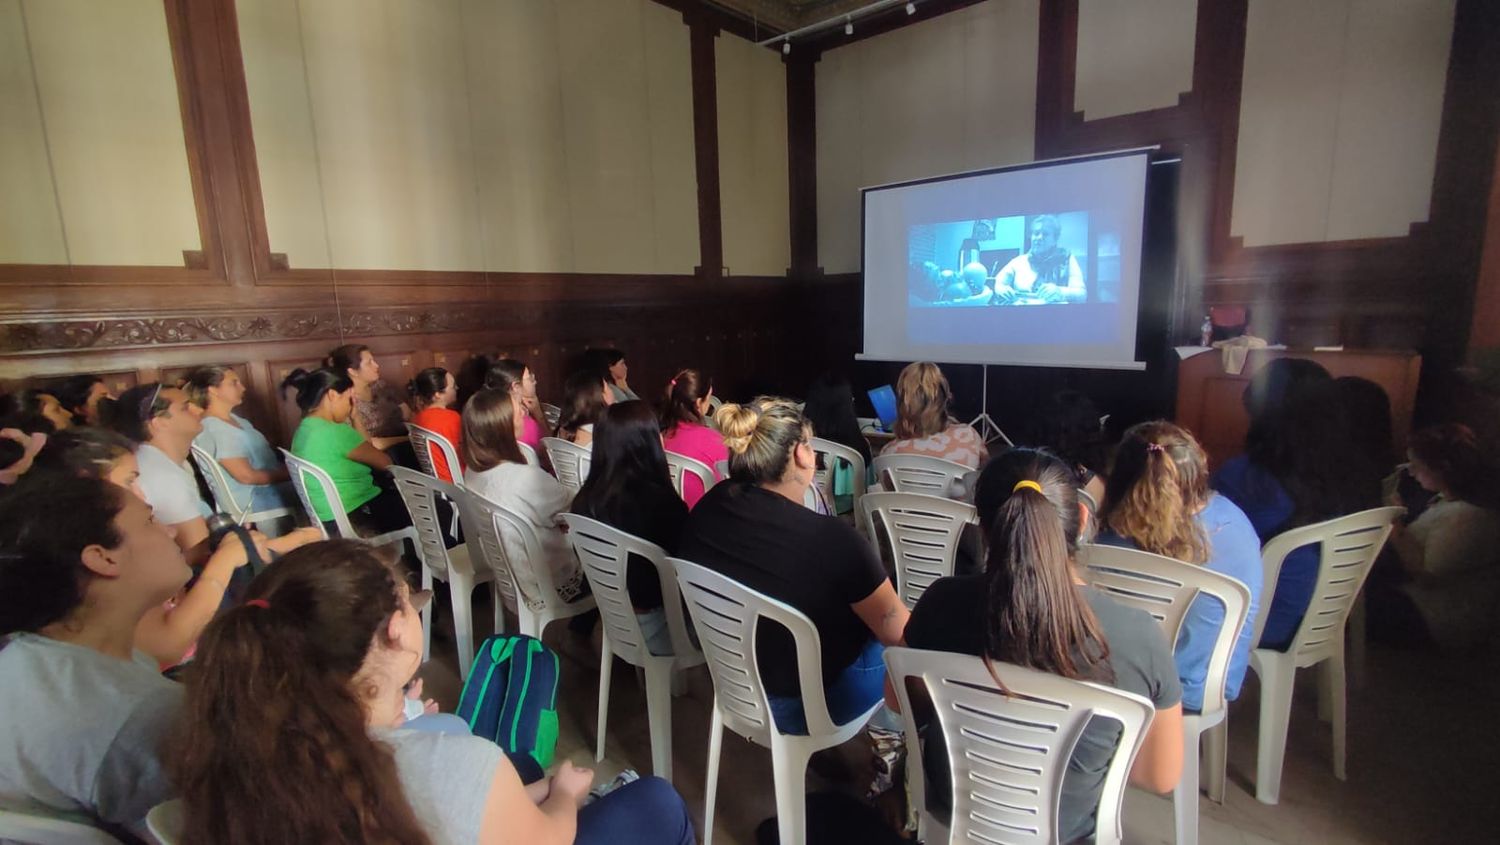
[714,403,758,455]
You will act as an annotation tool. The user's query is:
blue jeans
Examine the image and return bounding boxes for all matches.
[767,639,886,735]
[577,776,696,845]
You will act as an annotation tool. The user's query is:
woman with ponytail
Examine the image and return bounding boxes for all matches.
[679,398,909,733]
[659,369,727,508]
[409,367,463,482]
[902,448,1183,841]
[1096,422,1262,713]
[172,540,696,845]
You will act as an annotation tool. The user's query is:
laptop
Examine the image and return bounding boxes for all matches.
[867,385,898,432]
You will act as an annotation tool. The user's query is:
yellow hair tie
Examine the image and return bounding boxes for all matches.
[1012,480,1043,495]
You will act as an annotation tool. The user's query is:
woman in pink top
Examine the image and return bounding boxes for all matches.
[483,357,550,470]
[879,361,988,469]
[660,369,728,508]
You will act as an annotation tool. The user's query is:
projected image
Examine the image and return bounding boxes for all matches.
[907,213,1092,307]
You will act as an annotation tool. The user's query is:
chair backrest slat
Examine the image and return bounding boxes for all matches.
[871,454,971,498]
[390,466,463,581]
[860,492,976,609]
[405,423,465,487]
[541,437,593,494]
[279,447,351,539]
[450,486,526,611]
[1078,544,1251,718]
[664,451,717,501]
[884,648,1155,845]
[810,437,867,510]
[190,444,246,518]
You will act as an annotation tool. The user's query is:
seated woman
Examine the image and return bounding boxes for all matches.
[679,399,909,733]
[32,427,314,668]
[570,401,690,655]
[879,361,987,470]
[1212,359,1380,650]
[170,540,696,845]
[0,388,74,433]
[659,369,728,508]
[555,369,613,448]
[902,448,1183,840]
[106,383,214,551]
[463,389,587,605]
[408,367,464,483]
[0,476,188,833]
[284,367,412,536]
[54,374,113,426]
[329,343,413,460]
[1095,422,1262,713]
[802,372,874,515]
[185,366,296,520]
[1369,424,1500,648]
[589,347,639,403]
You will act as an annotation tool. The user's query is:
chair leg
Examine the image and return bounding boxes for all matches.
[644,662,674,782]
[1254,655,1296,805]
[1203,719,1228,804]
[1173,720,1201,845]
[420,568,434,661]
[490,584,506,637]
[596,633,613,764]
[769,739,813,845]
[703,705,724,845]
[1347,596,1367,690]
[451,575,476,680]
[1326,654,1348,780]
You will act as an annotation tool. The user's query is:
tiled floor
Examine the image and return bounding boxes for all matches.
[419,590,1500,843]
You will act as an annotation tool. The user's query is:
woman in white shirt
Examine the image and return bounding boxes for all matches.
[463,389,587,605]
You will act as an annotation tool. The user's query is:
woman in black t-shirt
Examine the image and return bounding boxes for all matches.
[569,401,689,655]
[901,448,1183,843]
[679,398,909,734]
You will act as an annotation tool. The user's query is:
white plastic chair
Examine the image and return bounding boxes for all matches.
[189,444,294,532]
[278,449,417,548]
[859,492,977,609]
[665,450,718,501]
[542,402,562,430]
[1078,544,1252,845]
[0,810,124,844]
[542,436,593,495]
[452,486,596,639]
[517,440,540,468]
[1248,506,1402,804]
[809,437,867,517]
[883,647,1155,845]
[391,467,504,677]
[145,799,183,845]
[560,515,704,782]
[405,423,464,486]
[870,454,971,499]
[671,558,881,845]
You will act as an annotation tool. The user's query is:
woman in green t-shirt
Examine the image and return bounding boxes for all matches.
[282,367,410,536]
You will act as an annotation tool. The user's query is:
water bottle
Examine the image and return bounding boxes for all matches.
[1199,314,1213,346]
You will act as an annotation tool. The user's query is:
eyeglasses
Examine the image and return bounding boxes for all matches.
[138,383,163,421]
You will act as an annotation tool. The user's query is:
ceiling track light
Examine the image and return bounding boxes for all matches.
[844,16,854,35]
[907,2,917,15]
[782,39,791,54]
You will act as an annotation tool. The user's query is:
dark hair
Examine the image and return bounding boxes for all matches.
[462,389,525,471]
[31,427,137,480]
[660,369,712,435]
[102,383,170,443]
[1100,421,1210,565]
[586,348,626,373]
[483,358,528,393]
[0,476,128,633]
[54,374,104,419]
[1333,377,1395,473]
[1409,423,1497,508]
[972,448,1112,684]
[281,368,354,415]
[326,344,371,377]
[0,390,60,435]
[1027,389,1108,482]
[0,438,23,475]
[556,370,609,440]
[802,373,872,464]
[183,365,235,409]
[406,367,451,408]
[171,540,432,845]
[1245,364,1379,525]
[572,401,674,516]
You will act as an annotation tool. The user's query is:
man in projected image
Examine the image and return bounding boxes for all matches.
[989,214,1086,305]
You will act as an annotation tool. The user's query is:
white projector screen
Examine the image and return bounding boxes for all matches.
[861,150,1150,370]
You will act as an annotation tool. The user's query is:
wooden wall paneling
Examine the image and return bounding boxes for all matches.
[785,54,821,277]
[688,17,725,279]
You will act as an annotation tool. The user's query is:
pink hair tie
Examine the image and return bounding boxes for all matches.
[669,378,678,388]
[245,599,271,609]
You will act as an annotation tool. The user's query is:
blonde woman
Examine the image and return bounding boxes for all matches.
[1096,421,1262,713]
[679,398,908,733]
[879,361,987,469]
